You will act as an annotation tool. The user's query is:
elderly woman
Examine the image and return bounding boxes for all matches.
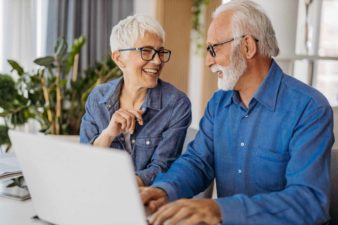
[80,15,191,187]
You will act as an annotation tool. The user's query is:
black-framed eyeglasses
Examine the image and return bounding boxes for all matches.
[206,34,258,57]
[119,47,172,63]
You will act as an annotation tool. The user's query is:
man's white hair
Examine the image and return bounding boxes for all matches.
[110,15,165,53]
[213,0,279,57]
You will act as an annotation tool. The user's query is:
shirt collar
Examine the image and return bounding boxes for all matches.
[253,59,283,112]
[99,77,123,108]
[99,77,162,111]
[143,80,162,110]
[221,91,236,108]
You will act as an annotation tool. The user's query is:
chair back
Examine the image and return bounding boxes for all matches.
[330,149,338,224]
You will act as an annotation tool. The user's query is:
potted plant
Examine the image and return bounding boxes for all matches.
[0,36,122,152]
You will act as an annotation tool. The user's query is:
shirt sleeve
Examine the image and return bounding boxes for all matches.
[79,90,100,144]
[136,96,192,186]
[153,101,334,224]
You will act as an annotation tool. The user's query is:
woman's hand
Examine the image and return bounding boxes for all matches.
[106,109,144,137]
[136,176,145,187]
[93,109,143,147]
[141,187,169,214]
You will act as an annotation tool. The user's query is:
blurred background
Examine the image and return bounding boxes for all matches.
[0,0,337,149]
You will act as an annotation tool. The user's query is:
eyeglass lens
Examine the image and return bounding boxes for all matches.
[140,48,171,62]
[207,46,216,57]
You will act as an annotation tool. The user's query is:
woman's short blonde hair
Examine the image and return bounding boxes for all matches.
[110,15,165,53]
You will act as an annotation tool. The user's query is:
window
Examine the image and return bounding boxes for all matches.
[314,0,338,106]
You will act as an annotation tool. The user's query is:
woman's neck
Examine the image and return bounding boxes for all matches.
[120,82,147,110]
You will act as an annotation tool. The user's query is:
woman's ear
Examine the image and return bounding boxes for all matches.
[242,35,257,59]
[112,51,126,69]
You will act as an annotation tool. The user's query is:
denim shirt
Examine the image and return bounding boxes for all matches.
[153,60,335,224]
[80,77,191,186]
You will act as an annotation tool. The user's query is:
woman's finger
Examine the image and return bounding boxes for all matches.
[128,109,144,125]
[117,110,135,132]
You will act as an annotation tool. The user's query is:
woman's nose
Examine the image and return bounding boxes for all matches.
[151,53,162,64]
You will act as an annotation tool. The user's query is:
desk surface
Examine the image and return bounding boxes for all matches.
[0,198,38,225]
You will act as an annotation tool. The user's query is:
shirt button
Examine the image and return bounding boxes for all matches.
[245,114,249,118]
[146,140,150,145]
[106,104,111,109]
[131,139,135,144]
[238,169,242,174]
[240,142,245,147]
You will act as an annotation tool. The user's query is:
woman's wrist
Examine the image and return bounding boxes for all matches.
[101,128,117,141]
[93,128,116,147]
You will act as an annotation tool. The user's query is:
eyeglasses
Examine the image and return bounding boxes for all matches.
[119,47,171,63]
[206,35,255,57]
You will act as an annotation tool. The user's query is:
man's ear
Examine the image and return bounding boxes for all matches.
[111,51,126,69]
[242,35,257,59]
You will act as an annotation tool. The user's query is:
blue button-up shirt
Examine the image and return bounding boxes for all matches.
[153,60,334,224]
[80,77,191,186]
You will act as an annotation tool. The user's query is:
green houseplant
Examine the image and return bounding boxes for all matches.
[0,36,122,152]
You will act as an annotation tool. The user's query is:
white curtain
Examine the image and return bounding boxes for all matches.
[0,0,48,132]
[0,0,39,74]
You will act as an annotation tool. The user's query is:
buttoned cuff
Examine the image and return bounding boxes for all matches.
[151,182,178,202]
[136,170,155,187]
[89,135,99,144]
[215,196,246,225]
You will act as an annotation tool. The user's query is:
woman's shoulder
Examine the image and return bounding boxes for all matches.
[89,77,122,99]
[157,79,188,101]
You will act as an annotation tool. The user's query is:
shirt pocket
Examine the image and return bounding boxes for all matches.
[134,136,162,149]
[252,148,289,192]
[133,136,162,169]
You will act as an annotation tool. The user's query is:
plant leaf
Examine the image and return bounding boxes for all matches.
[54,38,68,57]
[7,59,24,76]
[34,56,55,67]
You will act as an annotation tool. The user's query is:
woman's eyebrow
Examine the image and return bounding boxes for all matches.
[139,45,165,50]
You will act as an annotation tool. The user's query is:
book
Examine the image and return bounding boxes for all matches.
[0,153,29,200]
[0,176,30,201]
[0,152,22,179]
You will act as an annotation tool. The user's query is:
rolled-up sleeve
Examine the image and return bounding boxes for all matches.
[80,90,101,144]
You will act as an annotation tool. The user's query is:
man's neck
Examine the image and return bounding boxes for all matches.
[236,57,272,108]
[120,82,147,110]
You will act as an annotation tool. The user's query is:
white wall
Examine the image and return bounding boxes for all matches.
[133,0,156,17]
[188,32,205,129]
[253,0,298,59]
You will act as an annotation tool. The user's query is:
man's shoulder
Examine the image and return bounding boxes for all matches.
[281,74,330,108]
[209,90,233,104]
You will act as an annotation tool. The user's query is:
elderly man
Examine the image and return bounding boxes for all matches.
[142,1,335,225]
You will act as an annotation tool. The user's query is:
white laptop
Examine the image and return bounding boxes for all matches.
[9,130,148,225]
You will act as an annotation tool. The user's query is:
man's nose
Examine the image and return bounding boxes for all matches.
[205,52,215,68]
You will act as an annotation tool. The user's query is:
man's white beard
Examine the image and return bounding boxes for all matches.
[210,46,247,91]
